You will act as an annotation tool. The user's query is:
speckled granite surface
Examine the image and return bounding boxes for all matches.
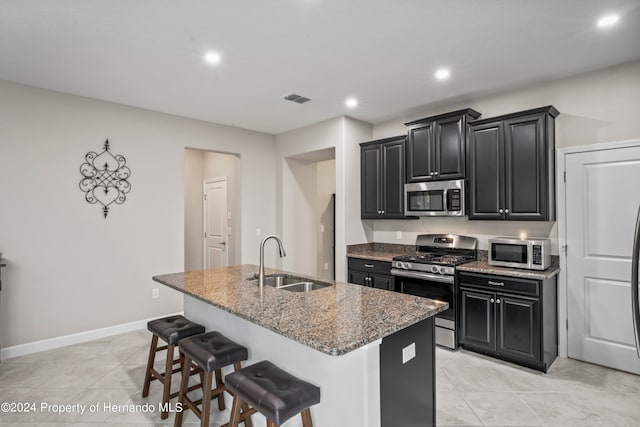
[346,242,414,262]
[152,264,447,356]
[457,251,560,280]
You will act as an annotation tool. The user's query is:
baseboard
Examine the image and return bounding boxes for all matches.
[0,311,183,361]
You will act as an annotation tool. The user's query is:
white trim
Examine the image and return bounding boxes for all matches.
[0,312,183,360]
[558,138,640,155]
[556,138,640,358]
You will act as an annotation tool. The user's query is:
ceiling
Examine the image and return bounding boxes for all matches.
[1,0,639,135]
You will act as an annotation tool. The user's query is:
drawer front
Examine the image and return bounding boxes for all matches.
[348,257,392,275]
[458,272,539,297]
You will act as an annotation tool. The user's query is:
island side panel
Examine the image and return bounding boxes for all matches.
[380,317,435,427]
[184,294,382,427]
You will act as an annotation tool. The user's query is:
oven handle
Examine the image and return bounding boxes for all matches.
[390,268,454,284]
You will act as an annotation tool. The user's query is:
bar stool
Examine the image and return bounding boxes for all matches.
[174,331,251,427]
[225,360,321,427]
[142,315,205,419]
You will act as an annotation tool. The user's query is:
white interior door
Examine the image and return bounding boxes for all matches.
[566,144,640,374]
[203,177,228,269]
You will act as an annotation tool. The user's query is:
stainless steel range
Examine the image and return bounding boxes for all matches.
[391,234,477,349]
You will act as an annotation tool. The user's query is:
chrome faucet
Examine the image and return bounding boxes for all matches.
[258,235,286,289]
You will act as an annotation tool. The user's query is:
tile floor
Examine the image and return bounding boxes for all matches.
[1,330,639,426]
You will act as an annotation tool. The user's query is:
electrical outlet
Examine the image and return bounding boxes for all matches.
[152,288,159,299]
[324,262,329,270]
[402,342,416,364]
[396,231,402,240]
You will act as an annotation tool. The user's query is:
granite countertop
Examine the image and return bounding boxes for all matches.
[153,264,447,356]
[346,242,414,262]
[457,256,560,280]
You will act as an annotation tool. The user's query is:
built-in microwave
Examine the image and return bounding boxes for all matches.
[404,179,465,217]
[489,237,551,270]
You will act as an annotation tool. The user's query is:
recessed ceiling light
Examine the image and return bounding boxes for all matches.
[204,51,221,65]
[345,97,358,108]
[434,68,451,81]
[597,13,620,28]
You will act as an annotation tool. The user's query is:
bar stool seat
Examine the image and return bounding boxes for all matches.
[226,360,321,427]
[148,315,206,345]
[174,331,250,427]
[142,315,205,419]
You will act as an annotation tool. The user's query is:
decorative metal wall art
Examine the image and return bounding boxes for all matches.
[79,139,131,218]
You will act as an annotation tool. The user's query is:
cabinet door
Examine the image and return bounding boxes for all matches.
[467,122,504,219]
[496,294,541,363]
[371,273,393,291]
[434,115,465,180]
[348,270,369,286]
[406,123,434,182]
[504,114,548,220]
[459,288,495,350]
[361,144,381,219]
[381,139,406,218]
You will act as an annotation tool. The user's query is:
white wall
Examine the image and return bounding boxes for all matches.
[184,149,205,271]
[275,117,373,281]
[316,159,336,280]
[0,80,276,348]
[370,60,640,252]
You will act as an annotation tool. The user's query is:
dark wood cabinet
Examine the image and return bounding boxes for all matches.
[360,136,406,219]
[405,109,481,182]
[348,257,394,291]
[458,271,556,372]
[467,106,559,221]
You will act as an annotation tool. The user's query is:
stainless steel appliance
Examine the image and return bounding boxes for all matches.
[488,237,550,270]
[404,179,464,217]
[391,234,477,349]
[632,206,640,358]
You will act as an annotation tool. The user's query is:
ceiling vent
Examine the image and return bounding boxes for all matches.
[283,93,311,104]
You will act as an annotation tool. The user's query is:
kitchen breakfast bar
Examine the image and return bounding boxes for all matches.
[153,265,447,427]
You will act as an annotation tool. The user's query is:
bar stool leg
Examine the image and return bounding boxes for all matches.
[266,420,278,427]
[215,368,225,410]
[161,343,175,419]
[174,355,192,427]
[201,371,213,427]
[229,395,242,427]
[301,408,313,427]
[142,334,158,397]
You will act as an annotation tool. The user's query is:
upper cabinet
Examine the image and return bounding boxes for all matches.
[405,109,481,182]
[361,136,407,219]
[467,106,559,221]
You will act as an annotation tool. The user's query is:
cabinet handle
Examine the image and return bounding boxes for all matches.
[505,209,510,214]
[488,280,504,286]
[490,298,495,303]
[381,210,385,214]
[364,264,374,268]
[496,298,501,304]
[430,172,434,176]
[434,171,439,176]
[498,208,504,214]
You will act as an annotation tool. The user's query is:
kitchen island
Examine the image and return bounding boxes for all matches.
[153,264,447,427]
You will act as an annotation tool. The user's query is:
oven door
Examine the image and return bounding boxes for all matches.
[391,269,457,349]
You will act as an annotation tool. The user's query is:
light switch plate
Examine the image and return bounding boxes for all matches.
[396,231,402,240]
[402,342,416,364]
[256,228,262,237]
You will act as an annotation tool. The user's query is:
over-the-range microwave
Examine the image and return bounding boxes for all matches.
[404,179,464,217]
[489,237,551,270]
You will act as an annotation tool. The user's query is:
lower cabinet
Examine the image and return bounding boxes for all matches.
[458,272,556,372]
[348,257,394,291]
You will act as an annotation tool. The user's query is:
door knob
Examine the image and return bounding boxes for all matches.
[490,298,495,303]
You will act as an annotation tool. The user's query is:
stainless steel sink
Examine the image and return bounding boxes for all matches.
[255,274,331,292]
